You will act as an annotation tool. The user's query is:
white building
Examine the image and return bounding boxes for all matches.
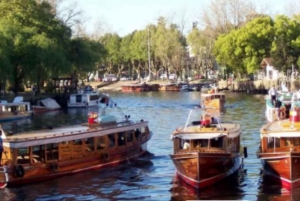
[260,58,279,80]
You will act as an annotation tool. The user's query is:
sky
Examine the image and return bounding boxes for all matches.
[66,0,292,37]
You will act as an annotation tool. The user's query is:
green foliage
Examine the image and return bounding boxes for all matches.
[214,16,274,74]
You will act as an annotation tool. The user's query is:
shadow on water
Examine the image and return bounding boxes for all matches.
[2,153,155,201]
[170,168,247,201]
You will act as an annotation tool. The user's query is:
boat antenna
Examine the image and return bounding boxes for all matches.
[184,109,193,131]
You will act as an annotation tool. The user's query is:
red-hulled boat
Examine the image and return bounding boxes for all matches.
[170,108,245,189]
[121,83,151,92]
[257,102,300,190]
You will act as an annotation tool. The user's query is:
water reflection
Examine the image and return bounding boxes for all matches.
[170,168,246,201]
[1,92,299,200]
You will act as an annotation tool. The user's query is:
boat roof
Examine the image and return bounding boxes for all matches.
[201,92,225,97]
[261,119,300,137]
[1,121,148,148]
[172,123,241,140]
[0,102,31,107]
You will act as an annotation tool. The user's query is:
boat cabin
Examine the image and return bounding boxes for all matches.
[0,113,151,184]
[261,105,300,153]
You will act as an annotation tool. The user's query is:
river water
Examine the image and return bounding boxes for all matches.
[0,91,299,201]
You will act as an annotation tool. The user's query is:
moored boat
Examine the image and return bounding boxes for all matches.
[121,82,151,92]
[68,88,106,108]
[0,96,153,188]
[257,101,300,190]
[32,98,61,113]
[170,108,246,189]
[0,96,32,122]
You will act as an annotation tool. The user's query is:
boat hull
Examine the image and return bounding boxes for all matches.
[170,152,241,189]
[202,98,225,109]
[0,112,32,122]
[258,152,300,190]
[32,106,60,113]
[0,140,150,188]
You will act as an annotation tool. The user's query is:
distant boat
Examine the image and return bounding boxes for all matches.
[68,86,107,108]
[32,98,61,113]
[201,88,225,109]
[170,108,246,189]
[0,96,32,122]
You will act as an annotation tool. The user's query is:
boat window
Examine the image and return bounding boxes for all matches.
[267,137,280,148]
[183,140,190,149]
[85,138,95,152]
[194,139,208,148]
[284,137,298,147]
[118,132,126,146]
[108,134,115,147]
[46,143,58,161]
[76,95,82,103]
[135,129,141,141]
[32,145,45,162]
[126,131,134,143]
[90,95,99,101]
[97,136,107,149]
[73,139,82,145]
[211,137,223,148]
[17,148,30,164]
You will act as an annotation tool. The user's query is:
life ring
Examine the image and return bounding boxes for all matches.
[15,165,25,177]
[50,163,58,171]
[102,153,109,161]
[279,110,286,119]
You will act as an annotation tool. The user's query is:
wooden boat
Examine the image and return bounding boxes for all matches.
[159,83,181,91]
[32,98,61,113]
[0,96,32,122]
[201,90,225,109]
[257,102,300,190]
[0,96,153,188]
[170,108,246,189]
[121,82,151,92]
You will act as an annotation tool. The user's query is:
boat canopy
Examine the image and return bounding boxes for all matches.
[40,98,61,109]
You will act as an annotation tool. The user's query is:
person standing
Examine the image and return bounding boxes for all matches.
[269,85,277,105]
[274,97,282,120]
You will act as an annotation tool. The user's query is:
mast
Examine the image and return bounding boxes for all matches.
[148,28,151,81]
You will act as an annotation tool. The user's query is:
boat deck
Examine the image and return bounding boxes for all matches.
[262,119,300,133]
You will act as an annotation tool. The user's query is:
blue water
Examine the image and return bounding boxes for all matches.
[1,91,300,201]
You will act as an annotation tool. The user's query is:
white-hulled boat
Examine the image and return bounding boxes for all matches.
[68,86,107,108]
[0,96,32,122]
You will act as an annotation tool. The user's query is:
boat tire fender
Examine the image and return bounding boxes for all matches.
[279,110,286,119]
[15,165,25,177]
[243,147,248,158]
